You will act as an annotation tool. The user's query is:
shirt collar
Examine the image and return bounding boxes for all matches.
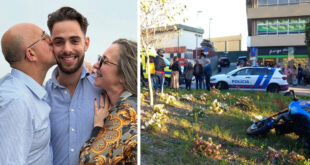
[50,64,90,88]
[115,91,133,104]
[11,68,47,100]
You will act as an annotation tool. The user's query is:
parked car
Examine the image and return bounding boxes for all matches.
[237,56,248,66]
[210,67,288,92]
[219,57,230,67]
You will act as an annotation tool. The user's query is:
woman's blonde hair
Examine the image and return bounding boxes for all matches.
[113,39,137,95]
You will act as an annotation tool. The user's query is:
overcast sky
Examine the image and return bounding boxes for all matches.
[0,0,137,81]
[181,0,248,50]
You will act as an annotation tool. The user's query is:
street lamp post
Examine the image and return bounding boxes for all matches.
[196,10,203,60]
[195,33,200,60]
[209,18,213,41]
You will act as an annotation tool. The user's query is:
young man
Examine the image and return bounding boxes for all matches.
[0,23,56,164]
[45,7,101,165]
[154,49,166,94]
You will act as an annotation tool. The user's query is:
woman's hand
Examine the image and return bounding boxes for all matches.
[93,93,110,127]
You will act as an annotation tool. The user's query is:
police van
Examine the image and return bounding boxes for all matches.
[210,67,288,92]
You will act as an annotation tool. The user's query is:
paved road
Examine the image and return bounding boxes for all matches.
[282,86,310,97]
[213,63,237,75]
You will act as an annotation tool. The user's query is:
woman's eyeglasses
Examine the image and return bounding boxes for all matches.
[97,55,118,68]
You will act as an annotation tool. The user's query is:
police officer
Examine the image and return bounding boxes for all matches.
[154,49,166,94]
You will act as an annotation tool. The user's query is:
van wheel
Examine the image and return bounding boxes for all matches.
[216,82,228,90]
[267,84,280,93]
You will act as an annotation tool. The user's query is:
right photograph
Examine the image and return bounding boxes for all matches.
[140,0,310,164]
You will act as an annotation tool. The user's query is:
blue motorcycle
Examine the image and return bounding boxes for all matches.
[247,90,310,147]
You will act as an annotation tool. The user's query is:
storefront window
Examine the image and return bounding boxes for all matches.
[258,25,268,35]
[300,23,306,33]
[258,0,307,6]
[278,24,288,34]
[268,20,278,35]
[278,19,288,24]
[257,17,308,36]
[289,24,300,34]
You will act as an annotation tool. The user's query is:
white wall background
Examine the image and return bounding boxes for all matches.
[179,30,203,50]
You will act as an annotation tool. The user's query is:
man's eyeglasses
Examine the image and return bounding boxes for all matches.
[97,55,118,68]
[27,31,49,48]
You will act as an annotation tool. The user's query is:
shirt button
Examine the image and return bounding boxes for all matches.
[71,108,74,112]
[72,128,75,132]
[64,91,67,94]
[71,148,74,152]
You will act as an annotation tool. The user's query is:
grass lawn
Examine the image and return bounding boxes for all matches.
[141,87,310,165]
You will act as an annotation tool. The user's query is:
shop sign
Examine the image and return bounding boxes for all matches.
[268,47,288,55]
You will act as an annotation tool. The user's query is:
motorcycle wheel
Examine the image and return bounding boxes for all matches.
[247,118,272,136]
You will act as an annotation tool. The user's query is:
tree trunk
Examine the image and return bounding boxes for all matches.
[146,52,154,106]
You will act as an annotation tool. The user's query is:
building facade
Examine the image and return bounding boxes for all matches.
[211,34,242,52]
[246,0,310,67]
[154,24,204,59]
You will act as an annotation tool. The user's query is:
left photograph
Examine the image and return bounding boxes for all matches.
[0,1,137,165]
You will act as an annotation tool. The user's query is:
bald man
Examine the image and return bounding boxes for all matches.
[0,23,56,164]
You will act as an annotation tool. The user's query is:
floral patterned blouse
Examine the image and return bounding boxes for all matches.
[79,91,137,165]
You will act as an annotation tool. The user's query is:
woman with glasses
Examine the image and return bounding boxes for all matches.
[79,39,137,165]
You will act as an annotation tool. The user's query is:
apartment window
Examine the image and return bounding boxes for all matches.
[289,0,299,3]
[269,0,278,5]
[258,0,268,6]
[279,0,289,4]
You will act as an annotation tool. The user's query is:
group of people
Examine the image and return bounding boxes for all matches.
[283,64,310,86]
[149,49,214,94]
[0,7,137,165]
[169,58,213,91]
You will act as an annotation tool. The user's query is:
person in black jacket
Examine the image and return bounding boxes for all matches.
[170,56,181,91]
[193,59,203,90]
[154,49,166,94]
[203,59,212,91]
[297,63,303,85]
[184,59,194,91]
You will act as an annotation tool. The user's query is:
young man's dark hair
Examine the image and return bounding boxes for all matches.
[47,6,89,35]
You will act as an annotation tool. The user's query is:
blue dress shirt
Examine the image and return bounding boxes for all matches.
[0,69,51,165]
[45,65,102,165]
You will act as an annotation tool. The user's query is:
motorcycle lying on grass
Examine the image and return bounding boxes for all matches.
[247,90,310,148]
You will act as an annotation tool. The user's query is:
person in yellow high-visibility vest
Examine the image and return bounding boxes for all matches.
[164,66,171,87]
[141,49,155,87]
